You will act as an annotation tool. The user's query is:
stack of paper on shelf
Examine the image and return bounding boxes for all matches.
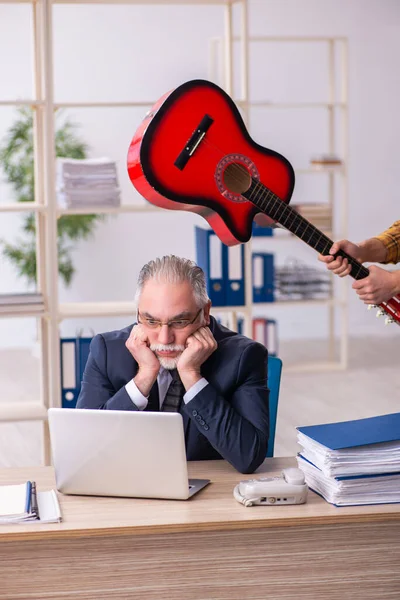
[292,203,332,232]
[0,481,62,524]
[0,293,44,314]
[57,157,120,209]
[296,413,400,506]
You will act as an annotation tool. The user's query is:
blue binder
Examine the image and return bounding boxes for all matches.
[252,253,275,303]
[195,227,245,307]
[297,412,400,450]
[195,227,226,306]
[60,337,93,408]
[252,222,274,237]
[226,244,245,306]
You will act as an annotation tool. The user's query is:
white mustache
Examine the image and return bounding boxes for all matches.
[150,344,185,352]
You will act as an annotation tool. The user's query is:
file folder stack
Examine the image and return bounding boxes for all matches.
[57,157,121,209]
[296,413,400,506]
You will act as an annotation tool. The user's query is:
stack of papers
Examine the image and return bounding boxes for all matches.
[57,157,121,209]
[296,413,400,506]
[0,481,62,524]
[298,457,400,506]
[0,293,44,314]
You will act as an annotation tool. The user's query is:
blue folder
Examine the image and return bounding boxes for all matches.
[60,337,93,408]
[252,253,275,303]
[195,226,227,306]
[297,412,400,450]
[252,222,274,237]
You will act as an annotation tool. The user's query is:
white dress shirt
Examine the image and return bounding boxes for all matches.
[125,367,209,410]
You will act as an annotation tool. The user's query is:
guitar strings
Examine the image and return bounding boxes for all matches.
[201,137,369,280]
[201,138,334,252]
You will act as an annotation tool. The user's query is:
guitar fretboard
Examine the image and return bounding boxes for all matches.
[244,180,369,281]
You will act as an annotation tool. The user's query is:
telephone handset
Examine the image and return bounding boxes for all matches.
[233,467,308,507]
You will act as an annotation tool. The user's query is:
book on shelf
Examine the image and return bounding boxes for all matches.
[296,412,400,506]
[0,481,62,524]
[310,154,343,168]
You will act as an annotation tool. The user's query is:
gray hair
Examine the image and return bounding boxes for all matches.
[134,255,210,308]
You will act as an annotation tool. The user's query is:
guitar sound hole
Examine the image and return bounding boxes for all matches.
[223,162,252,195]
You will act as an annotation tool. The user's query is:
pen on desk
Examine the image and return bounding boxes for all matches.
[31,481,39,519]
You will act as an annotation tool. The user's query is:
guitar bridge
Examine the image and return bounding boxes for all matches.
[174,114,214,171]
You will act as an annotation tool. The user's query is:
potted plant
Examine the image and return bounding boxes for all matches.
[0,107,103,287]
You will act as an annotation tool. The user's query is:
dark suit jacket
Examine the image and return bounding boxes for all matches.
[76,317,269,473]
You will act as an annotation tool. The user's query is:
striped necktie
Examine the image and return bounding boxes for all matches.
[162,369,185,412]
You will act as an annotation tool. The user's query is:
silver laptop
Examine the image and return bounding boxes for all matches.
[48,408,210,500]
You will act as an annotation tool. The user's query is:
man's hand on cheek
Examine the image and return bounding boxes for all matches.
[177,327,217,390]
[126,324,160,376]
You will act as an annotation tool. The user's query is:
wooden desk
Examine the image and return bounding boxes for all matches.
[1,457,399,599]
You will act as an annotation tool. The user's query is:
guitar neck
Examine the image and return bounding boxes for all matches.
[244,180,369,281]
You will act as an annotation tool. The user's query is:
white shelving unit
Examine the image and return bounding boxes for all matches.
[209,33,349,372]
[0,0,348,465]
[0,0,248,464]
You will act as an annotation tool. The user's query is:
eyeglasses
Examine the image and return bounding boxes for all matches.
[137,308,202,330]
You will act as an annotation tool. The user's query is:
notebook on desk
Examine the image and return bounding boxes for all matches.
[48,408,210,500]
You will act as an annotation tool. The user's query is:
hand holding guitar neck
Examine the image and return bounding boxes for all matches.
[319,237,400,307]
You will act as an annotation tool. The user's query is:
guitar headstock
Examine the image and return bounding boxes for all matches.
[368,295,400,325]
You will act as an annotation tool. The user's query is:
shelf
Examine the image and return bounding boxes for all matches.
[295,167,345,175]
[58,299,341,320]
[0,203,46,214]
[0,308,47,319]
[231,35,347,43]
[254,299,342,308]
[57,203,161,216]
[0,202,161,216]
[54,101,154,109]
[59,301,137,319]
[0,100,44,107]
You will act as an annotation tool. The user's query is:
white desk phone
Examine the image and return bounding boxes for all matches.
[233,467,308,507]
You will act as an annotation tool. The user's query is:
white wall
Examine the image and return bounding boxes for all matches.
[0,0,399,347]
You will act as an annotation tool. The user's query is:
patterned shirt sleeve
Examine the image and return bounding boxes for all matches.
[374,220,400,264]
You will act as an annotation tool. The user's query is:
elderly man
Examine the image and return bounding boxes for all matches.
[77,255,269,474]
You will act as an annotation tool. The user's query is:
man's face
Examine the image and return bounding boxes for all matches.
[137,279,211,369]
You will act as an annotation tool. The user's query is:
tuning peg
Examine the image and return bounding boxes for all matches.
[368,304,378,310]
[385,316,395,325]
[376,308,386,318]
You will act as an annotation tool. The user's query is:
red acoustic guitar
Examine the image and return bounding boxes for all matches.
[127,79,400,326]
